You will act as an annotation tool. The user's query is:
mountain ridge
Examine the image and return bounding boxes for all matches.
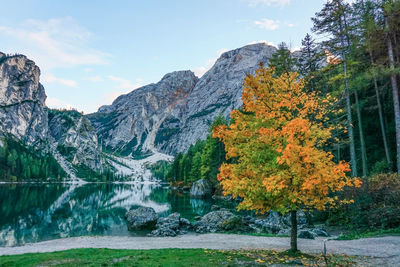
[0,42,278,180]
[88,42,277,156]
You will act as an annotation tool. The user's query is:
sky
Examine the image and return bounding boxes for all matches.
[0,0,332,114]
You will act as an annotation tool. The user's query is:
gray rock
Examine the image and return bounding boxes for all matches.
[150,227,177,237]
[149,212,193,237]
[190,179,213,198]
[311,228,329,237]
[179,217,191,227]
[254,211,286,234]
[298,230,316,239]
[211,205,221,211]
[282,210,309,227]
[277,228,291,236]
[125,207,158,230]
[194,210,244,233]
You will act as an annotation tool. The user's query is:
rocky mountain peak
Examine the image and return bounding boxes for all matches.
[90,43,279,156]
[0,53,47,146]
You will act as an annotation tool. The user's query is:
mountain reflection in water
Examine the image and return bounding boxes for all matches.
[0,183,233,246]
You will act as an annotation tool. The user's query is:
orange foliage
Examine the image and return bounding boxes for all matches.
[213,66,361,214]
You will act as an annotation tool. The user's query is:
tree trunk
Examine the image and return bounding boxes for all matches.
[290,210,298,252]
[354,90,368,177]
[338,9,358,177]
[340,39,358,177]
[370,51,392,168]
[386,16,400,175]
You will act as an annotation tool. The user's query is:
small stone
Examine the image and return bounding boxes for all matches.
[211,205,220,211]
[298,230,316,239]
[311,228,329,237]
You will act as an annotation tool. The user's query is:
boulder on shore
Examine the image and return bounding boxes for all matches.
[149,212,193,237]
[254,211,289,234]
[125,207,158,230]
[190,179,213,198]
[194,209,250,233]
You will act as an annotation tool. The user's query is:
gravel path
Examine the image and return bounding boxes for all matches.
[1,234,399,265]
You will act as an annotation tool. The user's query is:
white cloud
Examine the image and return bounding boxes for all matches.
[192,48,228,77]
[46,96,75,110]
[41,73,77,87]
[87,75,104,82]
[108,75,142,90]
[245,0,291,7]
[0,17,108,70]
[102,75,144,105]
[287,23,295,27]
[254,19,280,30]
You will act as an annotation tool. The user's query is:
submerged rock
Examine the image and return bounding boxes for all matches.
[190,179,213,198]
[125,207,158,230]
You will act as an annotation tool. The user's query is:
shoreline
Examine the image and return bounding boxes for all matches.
[0,234,399,264]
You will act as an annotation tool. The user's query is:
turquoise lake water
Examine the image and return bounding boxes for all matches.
[0,183,237,247]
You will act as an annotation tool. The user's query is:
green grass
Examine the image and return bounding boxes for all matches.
[336,227,400,240]
[0,248,357,267]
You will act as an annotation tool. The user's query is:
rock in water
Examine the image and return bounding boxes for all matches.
[190,179,213,198]
[125,207,158,230]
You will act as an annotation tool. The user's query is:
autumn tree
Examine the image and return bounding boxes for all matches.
[213,66,361,252]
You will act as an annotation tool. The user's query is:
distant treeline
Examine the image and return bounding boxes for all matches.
[0,137,65,181]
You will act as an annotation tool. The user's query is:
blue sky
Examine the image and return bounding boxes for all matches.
[0,0,329,113]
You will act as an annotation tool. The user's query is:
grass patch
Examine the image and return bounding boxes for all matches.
[0,248,357,266]
[336,227,400,240]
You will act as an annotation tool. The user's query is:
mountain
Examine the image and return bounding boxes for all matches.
[0,52,48,148]
[0,43,278,180]
[0,52,105,181]
[87,70,198,157]
[89,43,277,156]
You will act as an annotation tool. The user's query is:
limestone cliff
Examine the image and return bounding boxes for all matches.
[89,43,277,155]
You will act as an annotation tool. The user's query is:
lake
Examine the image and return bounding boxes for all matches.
[0,183,236,247]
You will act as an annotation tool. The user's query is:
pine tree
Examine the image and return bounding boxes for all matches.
[312,0,359,177]
[269,42,298,76]
[299,33,319,91]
